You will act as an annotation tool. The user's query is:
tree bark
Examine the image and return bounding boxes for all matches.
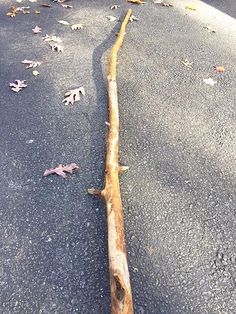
[88,9,133,314]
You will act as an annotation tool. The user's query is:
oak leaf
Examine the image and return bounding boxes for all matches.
[129,15,139,22]
[32,25,42,33]
[7,5,30,17]
[215,66,225,73]
[7,6,18,17]
[106,16,117,22]
[203,25,216,33]
[203,78,217,86]
[43,163,79,178]
[111,5,120,10]
[71,23,83,30]
[181,59,192,68]
[153,0,173,6]
[10,80,27,92]
[49,43,64,53]
[42,34,62,43]
[21,59,41,68]
[61,4,72,8]
[63,87,85,106]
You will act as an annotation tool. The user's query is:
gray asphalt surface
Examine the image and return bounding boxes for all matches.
[1,0,236,313]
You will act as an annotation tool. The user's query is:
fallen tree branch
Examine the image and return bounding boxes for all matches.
[88,8,134,314]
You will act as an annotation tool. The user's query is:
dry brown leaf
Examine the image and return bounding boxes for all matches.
[129,15,139,22]
[215,66,225,73]
[63,87,85,105]
[181,59,193,68]
[42,34,62,43]
[18,6,30,12]
[71,23,83,30]
[111,5,120,10]
[40,4,52,8]
[57,20,70,25]
[49,43,64,53]
[10,80,27,92]
[106,16,117,22]
[32,70,39,76]
[127,0,145,4]
[21,59,41,68]
[203,25,216,33]
[32,25,42,33]
[43,163,79,178]
[54,0,71,2]
[153,0,173,6]
[7,5,30,17]
[61,4,72,8]
[162,3,173,7]
[6,6,18,17]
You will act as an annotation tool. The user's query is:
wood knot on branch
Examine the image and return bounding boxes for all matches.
[114,273,126,303]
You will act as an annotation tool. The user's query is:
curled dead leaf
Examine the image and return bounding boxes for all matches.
[203,25,216,33]
[57,20,70,26]
[40,4,52,8]
[32,70,39,76]
[106,16,117,22]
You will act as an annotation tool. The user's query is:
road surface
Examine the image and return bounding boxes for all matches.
[1,0,236,313]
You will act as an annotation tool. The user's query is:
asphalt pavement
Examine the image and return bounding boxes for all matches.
[1,0,236,313]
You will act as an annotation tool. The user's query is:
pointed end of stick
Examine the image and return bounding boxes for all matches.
[119,166,129,174]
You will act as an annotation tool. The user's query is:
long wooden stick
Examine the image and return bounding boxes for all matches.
[89,9,133,314]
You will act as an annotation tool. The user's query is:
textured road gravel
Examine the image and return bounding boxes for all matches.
[1,0,236,313]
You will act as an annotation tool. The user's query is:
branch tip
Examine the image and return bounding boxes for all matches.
[87,188,102,197]
[119,166,129,174]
